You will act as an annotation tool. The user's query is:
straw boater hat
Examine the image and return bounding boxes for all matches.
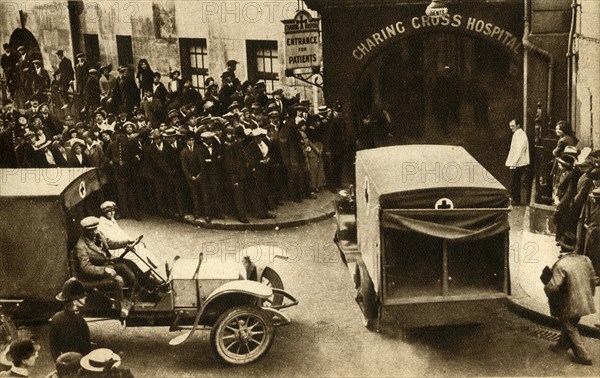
[251,128,267,137]
[80,349,121,372]
[200,131,215,139]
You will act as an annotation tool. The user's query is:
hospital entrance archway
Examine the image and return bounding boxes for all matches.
[353,32,523,188]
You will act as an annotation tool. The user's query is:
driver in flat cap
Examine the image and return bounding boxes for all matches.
[72,216,139,319]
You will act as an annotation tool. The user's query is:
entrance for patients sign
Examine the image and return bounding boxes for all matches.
[282,10,321,71]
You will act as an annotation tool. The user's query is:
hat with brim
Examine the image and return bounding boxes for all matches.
[32,59,42,65]
[17,46,26,52]
[121,121,136,131]
[88,68,98,74]
[591,188,600,198]
[168,109,180,119]
[268,110,279,117]
[198,116,212,126]
[200,131,216,139]
[81,349,121,372]
[557,153,576,169]
[162,128,177,138]
[177,126,190,136]
[251,128,267,137]
[563,146,578,156]
[226,59,239,66]
[227,102,241,111]
[80,216,99,230]
[6,340,40,363]
[55,352,83,376]
[251,102,262,110]
[317,105,329,113]
[76,53,86,58]
[575,147,592,166]
[149,129,162,139]
[71,138,86,148]
[557,231,577,252]
[56,278,86,301]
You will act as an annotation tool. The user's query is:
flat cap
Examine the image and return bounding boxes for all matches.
[80,216,99,229]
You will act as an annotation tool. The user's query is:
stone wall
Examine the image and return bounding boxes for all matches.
[0,0,323,105]
[574,0,600,149]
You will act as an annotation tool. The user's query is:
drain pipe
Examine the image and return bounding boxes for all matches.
[566,0,579,122]
[523,0,554,122]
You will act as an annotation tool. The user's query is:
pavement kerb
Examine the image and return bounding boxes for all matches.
[508,298,600,339]
[181,209,335,231]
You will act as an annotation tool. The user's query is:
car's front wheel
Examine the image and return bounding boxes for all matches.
[210,306,274,365]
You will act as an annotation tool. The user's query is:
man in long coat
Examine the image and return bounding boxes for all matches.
[544,233,598,365]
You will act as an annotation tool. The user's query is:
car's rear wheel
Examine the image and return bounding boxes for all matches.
[210,306,274,365]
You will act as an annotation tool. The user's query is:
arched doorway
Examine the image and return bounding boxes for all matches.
[353,32,523,188]
[9,28,43,62]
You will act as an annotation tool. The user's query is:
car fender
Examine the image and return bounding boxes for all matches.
[240,245,287,281]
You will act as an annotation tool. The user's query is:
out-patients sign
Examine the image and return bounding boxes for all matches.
[282,10,321,71]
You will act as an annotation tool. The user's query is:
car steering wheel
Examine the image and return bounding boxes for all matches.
[118,235,143,260]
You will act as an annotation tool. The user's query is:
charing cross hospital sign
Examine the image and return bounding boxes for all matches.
[352,14,523,61]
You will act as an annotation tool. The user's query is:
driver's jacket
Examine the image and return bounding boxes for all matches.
[73,233,129,279]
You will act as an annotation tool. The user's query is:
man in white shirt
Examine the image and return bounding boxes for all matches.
[505,119,530,205]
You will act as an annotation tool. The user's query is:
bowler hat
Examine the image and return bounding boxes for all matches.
[56,278,86,301]
[80,216,99,229]
[6,340,39,363]
[55,50,64,56]
[226,59,238,66]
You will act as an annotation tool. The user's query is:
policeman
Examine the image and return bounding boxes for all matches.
[49,278,91,360]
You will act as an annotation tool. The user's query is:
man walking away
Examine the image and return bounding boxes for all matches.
[544,232,599,365]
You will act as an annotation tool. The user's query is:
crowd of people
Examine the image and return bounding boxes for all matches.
[1,278,135,377]
[0,44,347,223]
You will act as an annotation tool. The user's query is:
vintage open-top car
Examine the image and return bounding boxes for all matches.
[0,168,298,365]
[334,145,511,330]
